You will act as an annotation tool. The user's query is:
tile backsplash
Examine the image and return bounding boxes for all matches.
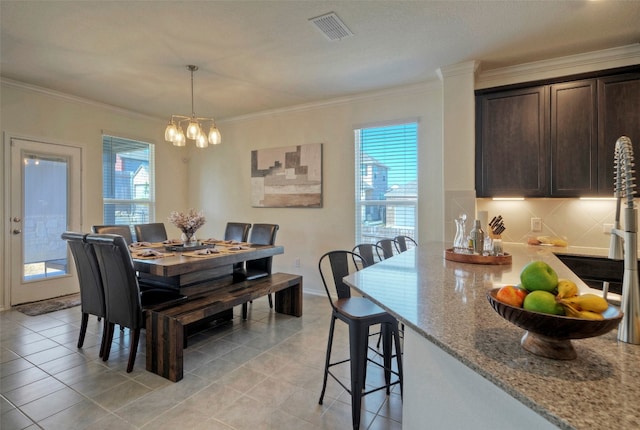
[476,198,618,249]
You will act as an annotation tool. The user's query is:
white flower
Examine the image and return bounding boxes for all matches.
[168,209,206,234]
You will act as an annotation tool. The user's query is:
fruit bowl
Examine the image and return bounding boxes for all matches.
[487,288,623,360]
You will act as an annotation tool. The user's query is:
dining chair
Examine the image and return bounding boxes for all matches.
[376,238,396,259]
[134,223,168,243]
[352,243,385,268]
[86,233,184,372]
[318,250,403,430]
[61,231,108,357]
[92,224,134,245]
[224,222,251,242]
[225,222,252,274]
[394,235,418,253]
[237,223,279,319]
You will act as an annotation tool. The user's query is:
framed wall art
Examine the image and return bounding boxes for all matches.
[251,143,322,208]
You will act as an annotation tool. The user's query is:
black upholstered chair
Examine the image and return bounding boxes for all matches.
[61,231,108,357]
[86,233,183,372]
[236,223,279,319]
[376,238,396,259]
[225,222,252,274]
[318,250,403,430]
[134,223,168,243]
[394,235,417,253]
[224,222,251,242]
[92,225,134,245]
[352,243,385,268]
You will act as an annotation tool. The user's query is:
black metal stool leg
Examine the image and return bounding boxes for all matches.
[382,322,393,393]
[349,322,368,430]
[393,322,404,397]
[319,315,337,405]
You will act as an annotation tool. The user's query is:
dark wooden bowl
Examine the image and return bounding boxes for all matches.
[487,288,623,360]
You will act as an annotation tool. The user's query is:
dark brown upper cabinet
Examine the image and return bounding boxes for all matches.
[550,80,598,196]
[476,68,640,198]
[597,73,640,195]
[476,86,548,197]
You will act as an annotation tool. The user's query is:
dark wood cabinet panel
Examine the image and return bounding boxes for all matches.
[476,67,639,197]
[550,80,598,196]
[597,73,640,194]
[555,254,624,295]
[476,86,548,197]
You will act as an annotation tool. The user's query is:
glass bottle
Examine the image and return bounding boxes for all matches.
[453,216,467,252]
[469,219,484,254]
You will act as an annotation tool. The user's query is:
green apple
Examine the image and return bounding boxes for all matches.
[520,261,558,292]
[523,290,564,315]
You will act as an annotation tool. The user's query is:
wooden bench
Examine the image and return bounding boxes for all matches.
[145,272,303,382]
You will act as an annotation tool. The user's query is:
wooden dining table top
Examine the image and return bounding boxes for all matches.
[131,243,284,278]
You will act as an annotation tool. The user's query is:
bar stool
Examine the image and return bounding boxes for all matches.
[352,243,385,268]
[394,235,418,253]
[318,250,403,429]
[376,238,396,259]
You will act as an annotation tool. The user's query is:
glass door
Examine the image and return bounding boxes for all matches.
[8,137,82,305]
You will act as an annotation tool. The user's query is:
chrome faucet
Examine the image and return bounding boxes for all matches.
[609,136,640,345]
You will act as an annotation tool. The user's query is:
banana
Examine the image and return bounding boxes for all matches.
[575,310,605,320]
[562,303,582,318]
[556,279,579,299]
[560,294,609,313]
[551,238,568,247]
[561,301,606,320]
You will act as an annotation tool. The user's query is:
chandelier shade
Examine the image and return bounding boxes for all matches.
[164,65,221,148]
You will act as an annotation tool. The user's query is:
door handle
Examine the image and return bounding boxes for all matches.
[12,217,21,222]
[13,229,21,235]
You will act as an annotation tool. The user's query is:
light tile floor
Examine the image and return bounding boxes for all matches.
[1,294,402,429]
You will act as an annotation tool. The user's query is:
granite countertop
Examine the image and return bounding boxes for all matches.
[344,242,640,430]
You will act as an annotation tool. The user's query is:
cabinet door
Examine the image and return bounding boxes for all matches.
[597,73,640,195]
[550,80,597,196]
[476,86,548,197]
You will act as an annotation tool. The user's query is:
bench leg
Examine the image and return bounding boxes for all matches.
[274,278,303,317]
[146,310,185,382]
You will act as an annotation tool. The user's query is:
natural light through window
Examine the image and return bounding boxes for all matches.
[354,122,418,244]
[102,135,155,228]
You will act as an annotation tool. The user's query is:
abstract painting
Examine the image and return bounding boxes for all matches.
[251,143,322,208]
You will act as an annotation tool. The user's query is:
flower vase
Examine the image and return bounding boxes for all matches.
[181,231,196,246]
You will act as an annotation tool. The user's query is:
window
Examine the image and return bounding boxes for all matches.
[102,135,155,227]
[355,122,418,244]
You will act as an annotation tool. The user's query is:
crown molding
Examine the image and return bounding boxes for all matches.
[223,79,441,123]
[1,77,160,122]
[437,61,480,80]
[476,44,640,89]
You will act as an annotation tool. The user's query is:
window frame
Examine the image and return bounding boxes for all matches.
[354,120,419,245]
[102,135,156,227]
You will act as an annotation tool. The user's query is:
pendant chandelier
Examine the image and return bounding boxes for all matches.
[164,65,221,148]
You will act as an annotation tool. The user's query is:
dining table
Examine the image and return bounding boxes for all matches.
[130,240,284,289]
[123,239,301,381]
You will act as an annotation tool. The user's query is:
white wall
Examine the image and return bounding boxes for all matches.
[0,79,443,306]
[187,83,443,296]
[1,82,190,309]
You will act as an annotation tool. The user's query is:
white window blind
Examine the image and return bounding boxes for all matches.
[102,135,155,228]
[355,122,418,245]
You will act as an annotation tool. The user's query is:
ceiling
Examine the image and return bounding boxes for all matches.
[1,1,639,122]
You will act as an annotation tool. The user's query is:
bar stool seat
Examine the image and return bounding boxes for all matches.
[318,250,403,430]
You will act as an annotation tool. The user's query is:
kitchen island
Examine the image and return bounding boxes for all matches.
[343,242,639,429]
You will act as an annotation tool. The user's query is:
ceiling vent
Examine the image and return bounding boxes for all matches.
[309,12,353,41]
